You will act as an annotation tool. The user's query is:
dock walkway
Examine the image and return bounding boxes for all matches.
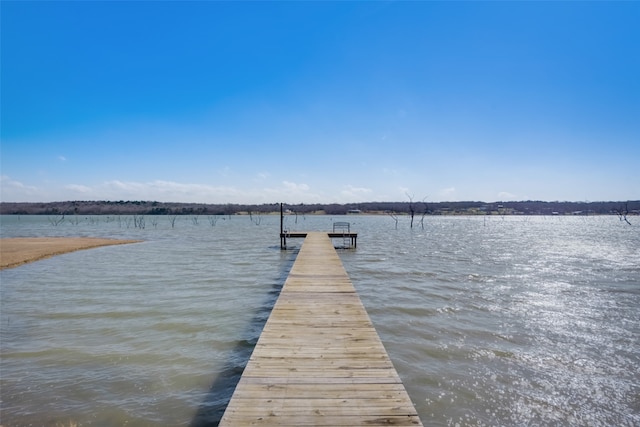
[220,232,422,426]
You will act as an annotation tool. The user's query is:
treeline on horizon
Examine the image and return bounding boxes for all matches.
[1,200,638,216]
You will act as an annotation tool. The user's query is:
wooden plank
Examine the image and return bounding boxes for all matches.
[219,232,422,426]
[231,383,411,399]
[236,376,404,385]
[221,413,422,426]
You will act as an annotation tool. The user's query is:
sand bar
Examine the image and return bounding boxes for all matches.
[0,237,141,270]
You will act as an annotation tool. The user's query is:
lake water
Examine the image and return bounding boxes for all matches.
[1,214,639,426]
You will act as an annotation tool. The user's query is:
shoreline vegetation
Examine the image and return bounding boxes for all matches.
[0,237,141,270]
[1,200,638,217]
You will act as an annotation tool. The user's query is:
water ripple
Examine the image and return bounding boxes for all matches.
[1,215,639,426]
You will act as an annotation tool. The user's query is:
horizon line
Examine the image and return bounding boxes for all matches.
[1,199,638,205]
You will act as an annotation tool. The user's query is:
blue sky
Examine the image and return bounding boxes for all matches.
[2,1,639,204]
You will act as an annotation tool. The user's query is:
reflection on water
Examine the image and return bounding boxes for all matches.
[1,215,639,426]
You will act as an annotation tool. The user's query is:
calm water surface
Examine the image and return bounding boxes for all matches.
[1,214,638,426]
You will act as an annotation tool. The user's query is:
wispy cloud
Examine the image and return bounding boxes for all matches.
[1,175,37,191]
[0,176,42,201]
[497,191,516,200]
[2,176,355,204]
[262,181,328,204]
[439,187,456,198]
[97,180,242,202]
[40,179,245,203]
[63,179,330,204]
[282,181,309,192]
[57,155,67,161]
[65,184,92,193]
[340,185,372,201]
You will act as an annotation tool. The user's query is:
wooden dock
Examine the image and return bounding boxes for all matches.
[279,231,358,250]
[220,232,422,426]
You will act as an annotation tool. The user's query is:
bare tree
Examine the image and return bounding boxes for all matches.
[48,214,65,226]
[387,211,399,229]
[191,215,199,225]
[207,215,219,226]
[406,193,415,229]
[614,202,632,225]
[150,216,159,228]
[167,215,178,228]
[419,196,430,230]
[248,211,261,225]
[133,215,145,229]
[283,207,299,224]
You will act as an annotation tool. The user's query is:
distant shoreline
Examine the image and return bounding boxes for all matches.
[0,237,141,270]
[1,200,638,217]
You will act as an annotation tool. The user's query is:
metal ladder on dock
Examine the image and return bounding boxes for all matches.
[333,221,352,248]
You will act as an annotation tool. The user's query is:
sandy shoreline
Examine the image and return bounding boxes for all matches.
[0,237,142,270]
